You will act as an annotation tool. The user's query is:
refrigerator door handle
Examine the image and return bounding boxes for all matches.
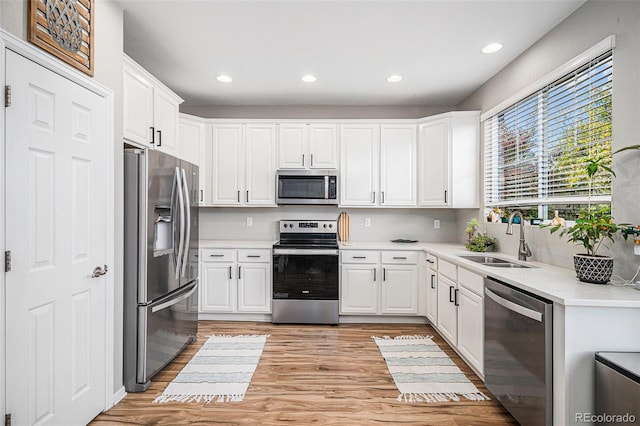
[151,282,197,313]
[174,167,186,280]
[180,168,191,278]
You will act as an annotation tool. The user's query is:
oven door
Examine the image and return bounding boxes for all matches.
[272,249,339,300]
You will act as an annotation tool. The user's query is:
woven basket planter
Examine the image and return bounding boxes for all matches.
[573,254,614,284]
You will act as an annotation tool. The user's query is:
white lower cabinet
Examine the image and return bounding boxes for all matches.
[381,265,418,314]
[425,253,438,325]
[434,257,484,377]
[201,261,235,312]
[340,250,418,315]
[200,248,271,314]
[237,262,271,313]
[340,264,378,314]
[436,273,458,343]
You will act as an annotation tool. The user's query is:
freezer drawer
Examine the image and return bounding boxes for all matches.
[595,352,640,425]
[125,281,198,392]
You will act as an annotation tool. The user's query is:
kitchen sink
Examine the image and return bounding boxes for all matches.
[457,254,534,268]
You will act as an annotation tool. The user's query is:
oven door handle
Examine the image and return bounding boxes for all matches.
[273,249,339,256]
[485,288,543,322]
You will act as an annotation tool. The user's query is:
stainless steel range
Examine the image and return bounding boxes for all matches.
[272,220,339,324]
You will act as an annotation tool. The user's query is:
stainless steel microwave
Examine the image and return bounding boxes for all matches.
[276,170,339,205]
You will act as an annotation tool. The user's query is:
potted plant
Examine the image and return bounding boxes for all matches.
[465,218,497,252]
[545,145,638,284]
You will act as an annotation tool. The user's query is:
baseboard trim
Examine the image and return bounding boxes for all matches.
[111,386,127,407]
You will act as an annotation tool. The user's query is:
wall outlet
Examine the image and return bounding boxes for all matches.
[364,218,371,227]
[434,219,440,229]
[246,217,253,227]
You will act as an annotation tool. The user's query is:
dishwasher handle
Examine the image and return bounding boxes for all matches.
[485,287,543,322]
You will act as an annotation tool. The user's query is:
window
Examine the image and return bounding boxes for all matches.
[484,51,613,221]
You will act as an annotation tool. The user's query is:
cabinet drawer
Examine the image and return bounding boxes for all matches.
[425,253,438,268]
[341,250,378,264]
[438,259,457,281]
[458,267,483,296]
[238,249,271,263]
[201,248,236,262]
[381,251,418,264]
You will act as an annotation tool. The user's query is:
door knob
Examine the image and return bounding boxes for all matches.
[91,265,108,278]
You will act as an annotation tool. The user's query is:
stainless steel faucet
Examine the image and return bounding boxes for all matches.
[505,211,532,261]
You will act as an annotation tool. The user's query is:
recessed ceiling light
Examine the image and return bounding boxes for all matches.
[302,74,317,83]
[386,75,403,83]
[481,43,503,54]
[216,75,232,83]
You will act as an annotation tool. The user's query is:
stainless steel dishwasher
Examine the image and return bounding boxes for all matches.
[484,277,553,426]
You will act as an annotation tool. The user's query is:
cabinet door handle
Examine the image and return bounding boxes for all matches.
[430,274,435,289]
[382,191,385,204]
[302,154,305,167]
[352,256,366,259]
[237,191,240,203]
[247,255,261,258]
[200,189,203,202]
[449,286,455,303]
[444,190,448,203]
[392,256,407,260]
[454,288,459,306]
[228,266,232,279]
[373,268,377,282]
[372,192,376,204]
[238,266,242,280]
[150,126,155,145]
[426,259,434,264]
[246,190,249,203]
[157,129,162,147]
[310,153,314,167]
[210,254,224,257]
[383,268,386,281]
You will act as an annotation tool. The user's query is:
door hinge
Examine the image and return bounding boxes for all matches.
[5,413,11,426]
[5,250,11,272]
[4,85,11,107]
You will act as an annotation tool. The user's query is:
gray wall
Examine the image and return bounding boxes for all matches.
[458,0,640,279]
[200,207,468,243]
[0,0,126,396]
[181,104,453,119]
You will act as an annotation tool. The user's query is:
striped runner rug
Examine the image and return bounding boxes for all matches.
[372,335,490,403]
[153,334,268,404]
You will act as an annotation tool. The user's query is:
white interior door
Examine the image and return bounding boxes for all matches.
[5,50,107,426]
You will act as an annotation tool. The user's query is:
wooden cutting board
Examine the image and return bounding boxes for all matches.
[338,212,350,242]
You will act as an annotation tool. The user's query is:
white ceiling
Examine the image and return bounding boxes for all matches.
[116,0,585,107]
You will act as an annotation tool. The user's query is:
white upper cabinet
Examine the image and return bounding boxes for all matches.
[208,123,276,207]
[418,119,449,206]
[340,123,416,207]
[380,124,417,206]
[340,124,380,206]
[418,112,479,208]
[245,124,277,205]
[278,123,307,169]
[178,114,207,204]
[277,123,338,169]
[123,55,183,155]
[210,123,244,206]
[123,64,153,145]
[308,124,338,168]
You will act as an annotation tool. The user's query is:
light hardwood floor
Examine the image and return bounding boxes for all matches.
[93,321,516,425]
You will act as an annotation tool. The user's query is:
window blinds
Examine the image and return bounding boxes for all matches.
[484,51,613,208]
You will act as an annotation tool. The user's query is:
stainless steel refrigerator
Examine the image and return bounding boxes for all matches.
[123,148,199,392]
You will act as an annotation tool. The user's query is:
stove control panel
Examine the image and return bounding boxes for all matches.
[279,220,337,233]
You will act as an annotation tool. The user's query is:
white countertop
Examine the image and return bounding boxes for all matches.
[340,241,640,308]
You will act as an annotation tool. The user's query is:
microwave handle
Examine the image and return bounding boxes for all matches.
[325,175,329,199]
